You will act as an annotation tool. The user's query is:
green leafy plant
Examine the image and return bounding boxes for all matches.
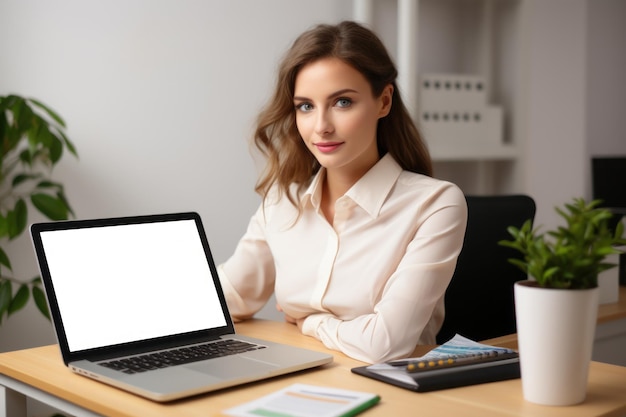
[0,94,77,324]
[499,198,626,289]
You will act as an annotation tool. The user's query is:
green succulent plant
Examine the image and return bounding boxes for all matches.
[499,198,626,289]
[0,94,77,324]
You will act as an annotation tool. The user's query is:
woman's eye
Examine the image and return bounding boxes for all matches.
[335,98,352,108]
[295,102,313,112]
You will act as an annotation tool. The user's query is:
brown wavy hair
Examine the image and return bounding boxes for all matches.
[253,20,432,208]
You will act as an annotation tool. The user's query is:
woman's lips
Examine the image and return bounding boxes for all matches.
[314,142,344,153]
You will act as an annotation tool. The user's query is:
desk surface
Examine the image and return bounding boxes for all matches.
[1,320,626,417]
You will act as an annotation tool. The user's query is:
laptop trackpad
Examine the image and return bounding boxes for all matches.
[187,356,279,379]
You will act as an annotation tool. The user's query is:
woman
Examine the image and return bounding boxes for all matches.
[218,21,467,363]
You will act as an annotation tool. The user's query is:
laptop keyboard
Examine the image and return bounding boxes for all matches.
[99,339,266,374]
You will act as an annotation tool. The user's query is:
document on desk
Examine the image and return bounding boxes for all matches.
[223,383,380,417]
[351,334,520,392]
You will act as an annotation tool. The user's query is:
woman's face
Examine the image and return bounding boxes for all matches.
[293,57,392,178]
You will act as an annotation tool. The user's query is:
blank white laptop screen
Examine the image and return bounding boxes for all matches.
[39,219,227,352]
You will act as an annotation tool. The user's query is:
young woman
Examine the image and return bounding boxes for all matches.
[217,21,467,364]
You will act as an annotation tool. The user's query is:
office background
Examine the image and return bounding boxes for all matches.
[0,0,625,352]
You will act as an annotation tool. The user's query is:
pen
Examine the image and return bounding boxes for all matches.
[405,351,517,372]
[387,353,491,369]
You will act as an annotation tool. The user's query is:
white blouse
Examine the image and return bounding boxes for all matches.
[218,153,467,363]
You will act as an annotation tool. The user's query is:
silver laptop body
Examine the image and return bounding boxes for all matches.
[30,212,332,402]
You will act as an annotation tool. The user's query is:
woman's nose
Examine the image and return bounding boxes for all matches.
[314,109,334,136]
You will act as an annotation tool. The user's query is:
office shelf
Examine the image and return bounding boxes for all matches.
[355,0,526,193]
[428,142,518,162]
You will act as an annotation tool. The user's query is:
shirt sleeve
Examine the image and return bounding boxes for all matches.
[300,184,468,363]
[217,204,276,321]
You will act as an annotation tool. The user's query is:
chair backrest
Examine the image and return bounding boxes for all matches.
[436,194,536,344]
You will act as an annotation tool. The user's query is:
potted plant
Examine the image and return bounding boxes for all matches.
[499,198,626,406]
[0,94,77,328]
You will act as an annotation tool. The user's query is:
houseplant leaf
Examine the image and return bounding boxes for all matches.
[0,247,12,270]
[31,193,69,221]
[28,98,66,128]
[32,284,50,320]
[8,283,29,315]
[499,198,626,289]
[0,94,77,326]
[0,280,12,323]
[6,199,28,239]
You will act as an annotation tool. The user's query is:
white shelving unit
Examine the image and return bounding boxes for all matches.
[354,0,528,194]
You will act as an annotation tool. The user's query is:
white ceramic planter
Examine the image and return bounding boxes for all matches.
[514,280,599,406]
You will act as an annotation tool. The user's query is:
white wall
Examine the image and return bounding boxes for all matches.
[586,0,626,157]
[0,0,351,352]
[523,0,588,228]
[524,0,626,227]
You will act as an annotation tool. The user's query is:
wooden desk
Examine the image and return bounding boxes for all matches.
[1,320,626,417]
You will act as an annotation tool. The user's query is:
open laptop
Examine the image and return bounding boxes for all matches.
[30,212,333,402]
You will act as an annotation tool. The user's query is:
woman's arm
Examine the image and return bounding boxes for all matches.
[218,205,276,321]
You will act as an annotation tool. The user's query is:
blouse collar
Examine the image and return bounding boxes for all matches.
[301,153,403,218]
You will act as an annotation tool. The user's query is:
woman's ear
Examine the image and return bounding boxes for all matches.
[378,84,394,118]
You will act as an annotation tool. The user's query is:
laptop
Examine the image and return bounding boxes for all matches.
[30,212,333,402]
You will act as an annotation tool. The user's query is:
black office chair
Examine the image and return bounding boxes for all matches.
[436,194,536,344]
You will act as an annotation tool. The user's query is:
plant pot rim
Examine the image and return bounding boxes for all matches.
[515,280,598,291]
